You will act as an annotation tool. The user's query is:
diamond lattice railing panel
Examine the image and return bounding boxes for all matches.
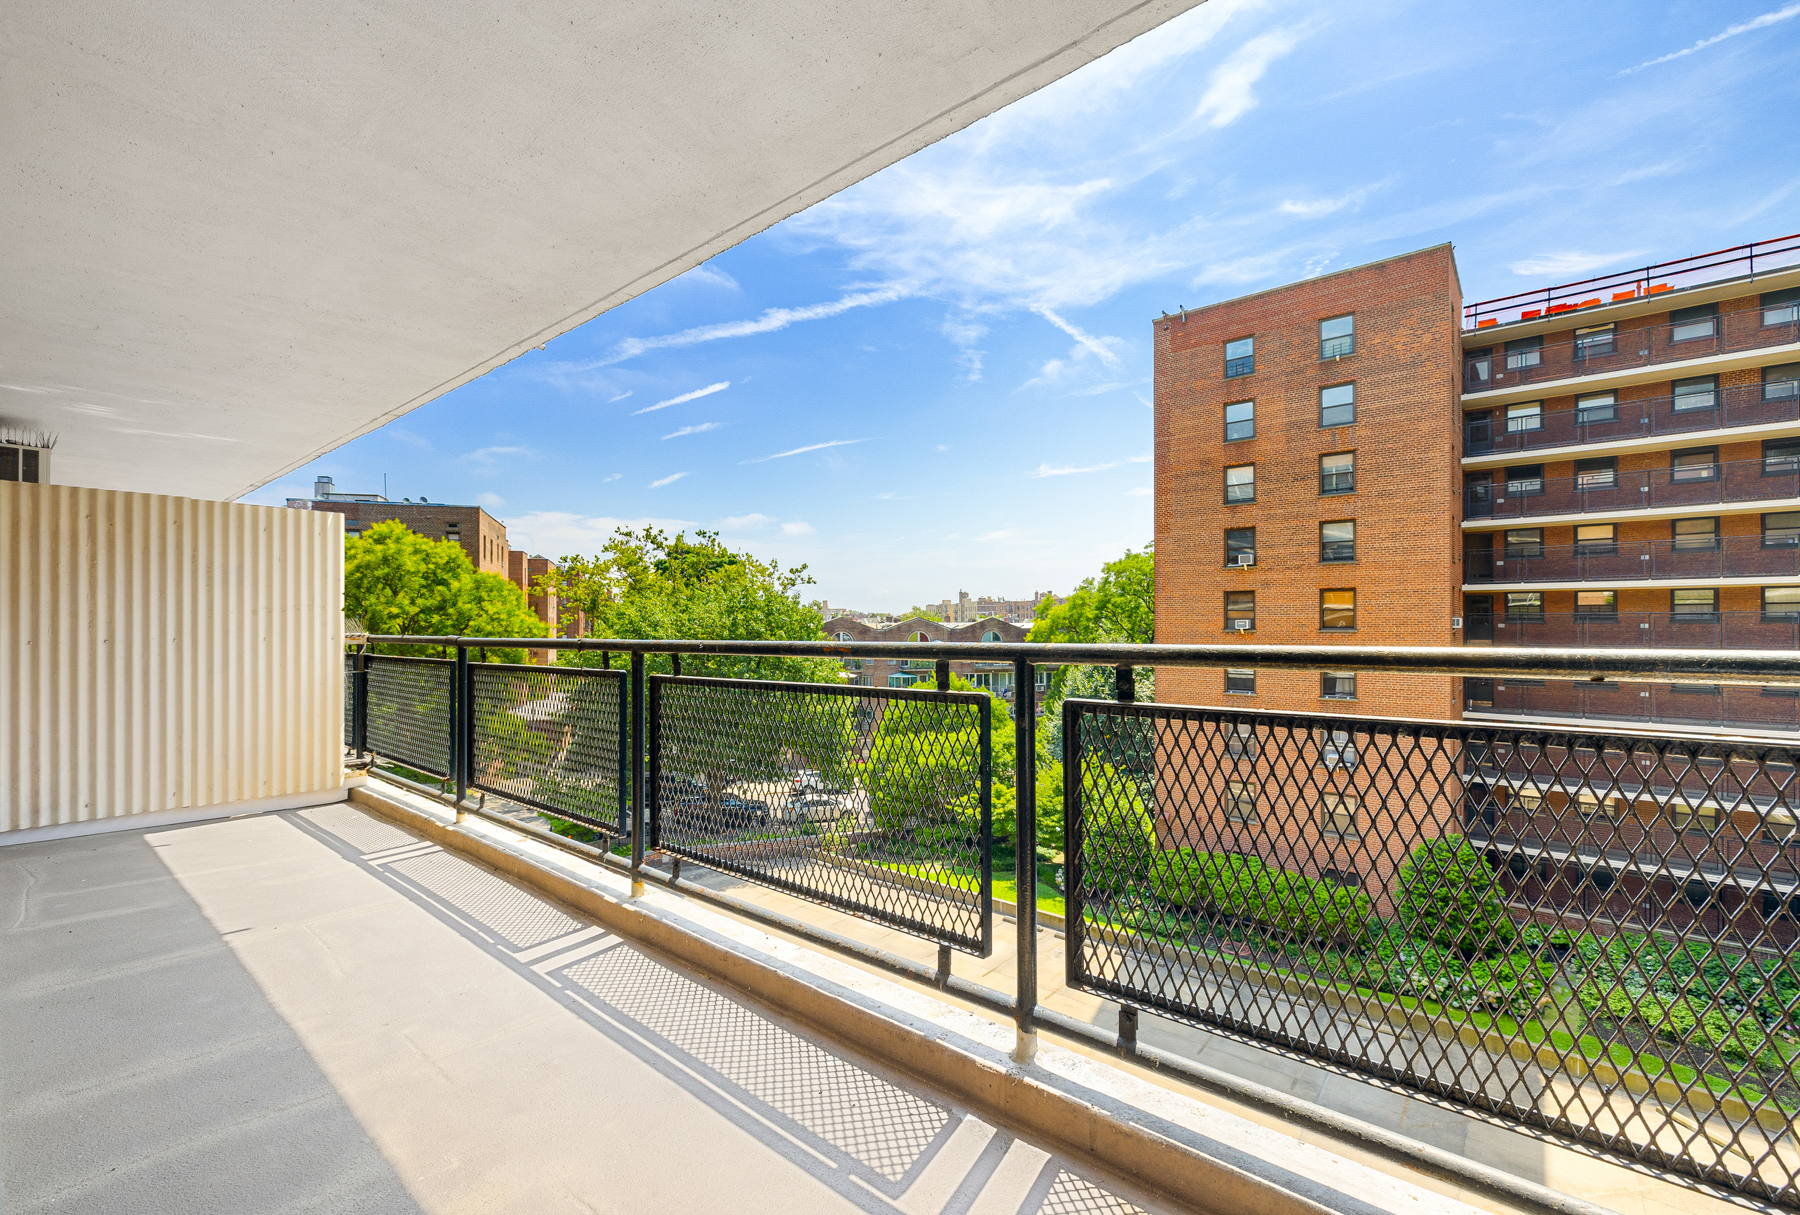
[364,656,454,778]
[470,663,628,836]
[342,653,356,750]
[1063,697,1800,1205]
[651,675,993,955]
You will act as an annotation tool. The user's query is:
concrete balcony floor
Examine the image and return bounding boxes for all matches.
[0,804,1169,1215]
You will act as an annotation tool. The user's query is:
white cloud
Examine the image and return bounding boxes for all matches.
[608,391,632,403]
[934,444,950,452]
[1623,3,1800,73]
[680,263,741,290]
[1277,180,1387,219]
[781,521,816,536]
[602,473,622,483]
[502,511,697,556]
[589,287,912,368]
[633,381,730,415]
[740,438,872,464]
[720,513,774,529]
[941,312,988,381]
[388,426,432,449]
[1509,251,1649,277]
[648,472,689,488]
[1193,26,1308,128]
[476,491,505,508]
[663,422,724,439]
[1031,453,1148,477]
[1126,486,1152,497]
[461,445,534,466]
[1033,307,1124,370]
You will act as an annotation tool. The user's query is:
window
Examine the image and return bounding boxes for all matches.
[1669,683,1719,695]
[1321,794,1359,836]
[1225,720,1257,756]
[1764,511,1800,547]
[1574,523,1616,553]
[1225,591,1256,631]
[1465,349,1493,387]
[1669,302,1718,343]
[833,631,854,642]
[1670,447,1718,483]
[1504,401,1542,433]
[1766,439,1800,476]
[1320,314,1354,358]
[1574,457,1617,491]
[1224,780,1257,823]
[1224,336,1255,378]
[888,673,921,688]
[1504,464,1544,496]
[1224,399,1255,442]
[1576,590,1617,617]
[1764,287,1800,327]
[1035,669,1050,692]
[1575,392,1617,424]
[1224,464,1255,503]
[1321,671,1356,699]
[1320,588,1356,630]
[1465,677,1494,708]
[1225,527,1256,567]
[1672,375,1718,412]
[1512,786,1545,813]
[1320,520,1355,563]
[1225,669,1256,695]
[1765,363,1800,402]
[1506,592,1544,620]
[981,630,1002,642]
[1574,792,1609,819]
[1320,452,1355,495]
[1504,336,1542,370]
[1319,383,1356,428]
[1321,729,1358,769]
[966,671,1013,692]
[1665,799,1715,835]
[843,658,865,670]
[1573,323,1616,360]
[1672,516,1719,551]
[1672,588,1719,618]
[1765,586,1800,619]
[1320,868,1363,889]
[1504,528,1544,558]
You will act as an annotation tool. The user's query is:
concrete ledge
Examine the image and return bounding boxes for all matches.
[349,784,1505,1215]
[1,781,360,847]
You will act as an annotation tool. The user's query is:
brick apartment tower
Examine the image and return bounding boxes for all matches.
[1155,244,1465,718]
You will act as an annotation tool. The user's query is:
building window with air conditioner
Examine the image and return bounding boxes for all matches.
[1225,527,1255,567]
[1225,591,1255,632]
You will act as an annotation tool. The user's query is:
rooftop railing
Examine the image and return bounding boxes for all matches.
[347,633,1800,1208]
[1463,300,1799,394]
[1464,233,1800,329]
[1465,380,1800,458]
[1465,535,1800,584]
[1473,610,1800,650]
[1465,455,1800,521]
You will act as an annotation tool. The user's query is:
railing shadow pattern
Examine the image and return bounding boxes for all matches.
[1062,698,1800,1204]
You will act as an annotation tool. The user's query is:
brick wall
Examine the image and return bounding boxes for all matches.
[313,501,509,574]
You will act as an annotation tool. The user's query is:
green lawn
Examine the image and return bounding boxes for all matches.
[867,857,1065,918]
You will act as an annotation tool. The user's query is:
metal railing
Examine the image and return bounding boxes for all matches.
[1463,302,1799,395]
[1466,456,1800,521]
[1466,536,1800,584]
[1473,610,1800,650]
[1465,381,1800,458]
[1467,679,1800,736]
[346,633,1800,1209]
[1465,233,1800,329]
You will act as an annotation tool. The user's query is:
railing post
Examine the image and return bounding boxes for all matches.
[630,650,647,896]
[1114,663,1135,703]
[453,645,470,819]
[351,645,369,756]
[1012,657,1038,1064]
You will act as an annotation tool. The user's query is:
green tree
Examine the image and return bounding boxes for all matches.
[345,520,546,661]
[1029,544,1153,646]
[1395,835,1518,958]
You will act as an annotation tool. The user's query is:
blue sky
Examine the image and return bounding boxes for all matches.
[245,0,1800,612]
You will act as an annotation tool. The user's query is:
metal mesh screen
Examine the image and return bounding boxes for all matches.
[651,675,993,954]
[1063,697,1800,1204]
[343,653,356,750]
[364,655,453,778]
[471,663,627,835]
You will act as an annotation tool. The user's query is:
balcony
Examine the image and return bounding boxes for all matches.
[1464,379,1800,458]
[1470,609,1799,648]
[1464,455,1800,522]
[1462,299,1799,395]
[1464,232,1800,329]
[1464,535,1800,584]
[1466,677,1800,736]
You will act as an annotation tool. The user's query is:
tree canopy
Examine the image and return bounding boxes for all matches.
[1028,543,1153,645]
[537,527,836,682]
[344,520,546,661]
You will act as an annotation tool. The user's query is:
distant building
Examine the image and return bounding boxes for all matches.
[822,614,1051,699]
[293,476,578,660]
[923,589,1061,625]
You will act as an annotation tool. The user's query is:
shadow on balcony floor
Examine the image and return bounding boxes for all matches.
[0,804,1165,1215]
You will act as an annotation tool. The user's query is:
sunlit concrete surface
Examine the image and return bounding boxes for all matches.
[1,805,1178,1214]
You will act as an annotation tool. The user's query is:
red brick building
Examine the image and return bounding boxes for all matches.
[822,615,1050,700]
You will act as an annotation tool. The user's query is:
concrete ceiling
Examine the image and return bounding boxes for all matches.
[2,1,1202,499]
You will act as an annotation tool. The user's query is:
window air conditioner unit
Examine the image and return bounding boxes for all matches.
[1452,616,1464,629]
[1234,552,1255,567]
[1233,619,1252,631]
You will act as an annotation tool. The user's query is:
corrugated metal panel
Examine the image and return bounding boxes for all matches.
[0,485,343,831]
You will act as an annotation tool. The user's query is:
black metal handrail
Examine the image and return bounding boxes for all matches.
[1464,454,1800,521]
[346,633,1800,1209]
[1464,380,1800,457]
[1465,535,1800,583]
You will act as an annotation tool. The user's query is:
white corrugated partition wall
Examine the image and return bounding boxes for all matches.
[0,484,345,837]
